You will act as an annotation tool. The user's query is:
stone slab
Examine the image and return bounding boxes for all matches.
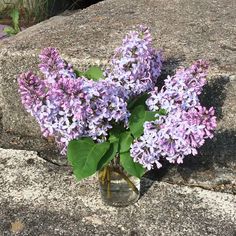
[0,148,235,235]
[0,0,236,137]
[0,0,235,197]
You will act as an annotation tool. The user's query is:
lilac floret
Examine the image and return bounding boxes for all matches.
[105,25,162,97]
[18,71,47,115]
[39,47,76,84]
[146,60,208,113]
[82,79,130,141]
[131,60,216,169]
[18,66,129,154]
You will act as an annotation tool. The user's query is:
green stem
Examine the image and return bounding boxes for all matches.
[99,166,112,198]
[112,168,139,195]
[99,166,139,197]
[98,166,107,185]
[107,166,111,199]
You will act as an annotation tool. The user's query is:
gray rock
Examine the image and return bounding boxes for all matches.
[0,148,235,235]
[0,0,235,137]
[0,0,235,195]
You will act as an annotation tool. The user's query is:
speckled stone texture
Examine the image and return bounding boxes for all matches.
[0,0,235,137]
[0,0,235,192]
[0,1,235,234]
[0,148,235,235]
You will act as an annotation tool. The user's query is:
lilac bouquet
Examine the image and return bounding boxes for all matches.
[18,26,216,183]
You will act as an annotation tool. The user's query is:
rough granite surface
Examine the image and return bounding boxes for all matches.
[0,0,235,136]
[0,1,235,234]
[0,148,235,236]
[0,0,235,190]
[0,0,236,197]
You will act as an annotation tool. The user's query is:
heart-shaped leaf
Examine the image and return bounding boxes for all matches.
[67,138,110,181]
[119,131,133,153]
[127,93,149,110]
[129,105,157,138]
[74,69,85,77]
[84,66,104,81]
[120,152,146,178]
[97,142,118,170]
[108,124,126,143]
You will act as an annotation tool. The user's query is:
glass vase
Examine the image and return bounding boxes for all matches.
[98,160,140,207]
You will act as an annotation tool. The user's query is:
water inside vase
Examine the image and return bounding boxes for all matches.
[98,169,140,207]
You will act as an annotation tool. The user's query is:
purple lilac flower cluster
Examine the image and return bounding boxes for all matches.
[18,48,129,154]
[146,60,208,113]
[105,25,162,97]
[131,61,217,169]
[18,26,216,169]
[39,47,77,84]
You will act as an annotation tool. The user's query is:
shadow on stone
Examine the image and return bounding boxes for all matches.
[49,0,104,16]
[0,202,116,236]
[200,75,230,119]
[156,55,186,88]
[140,74,234,197]
[141,129,236,197]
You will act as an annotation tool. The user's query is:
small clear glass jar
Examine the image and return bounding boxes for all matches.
[98,162,140,207]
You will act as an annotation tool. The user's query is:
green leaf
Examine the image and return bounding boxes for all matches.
[158,108,167,116]
[84,66,104,81]
[108,124,126,143]
[109,133,119,143]
[129,105,157,138]
[67,138,110,181]
[127,93,150,110]
[119,131,133,153]
[3,26,17,36]
[97,142,118,170]
[74,69,84,77]
[120,152,146,178]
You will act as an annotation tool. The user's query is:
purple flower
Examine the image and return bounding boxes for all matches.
[105,25,162,97]
[39,47,76,84]
[18,71,46,114]
[131,60,216,169]
[83,79,130,140]
[18,68,129,154]
[146,60,208,113]
[131,106,216,169]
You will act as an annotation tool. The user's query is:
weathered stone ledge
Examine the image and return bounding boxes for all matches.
[0,0,236,137]
[0,148,235,235]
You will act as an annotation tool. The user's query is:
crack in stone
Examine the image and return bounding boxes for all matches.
[163,180,236,195]
[221,44,236,51]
